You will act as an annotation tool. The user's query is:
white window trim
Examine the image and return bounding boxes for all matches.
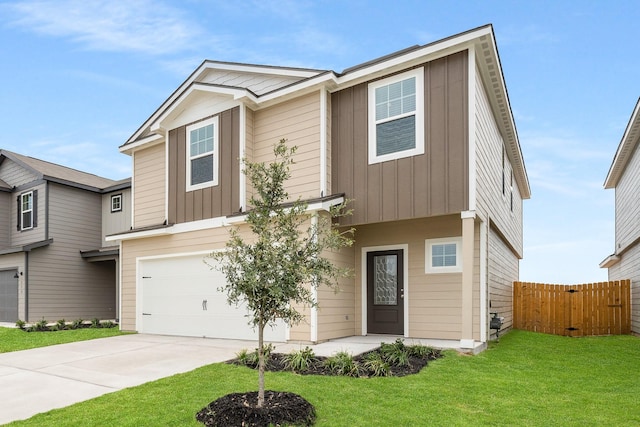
[186,116,218,192]
[20,191,33,231]
[425,237,462,274]
[111,194,122,213]
[368,67,424,165]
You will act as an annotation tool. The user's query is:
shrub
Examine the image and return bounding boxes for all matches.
[101,320,115,329]
[35,318,49,332]
[236,344,274,368]
[56,319,67,331]
[91,318,101,328]
[71,319,84,330]
[380,338,411,367]
[362,352,390,377]
[323,351,361,377]
[406,343,434,359]
[15,319,25,329]
[283,346,316,372]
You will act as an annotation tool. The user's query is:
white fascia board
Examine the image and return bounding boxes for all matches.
[604,98,640,189]
[599,254,620,269]
[108,199,340,242]
[119,133,164,155]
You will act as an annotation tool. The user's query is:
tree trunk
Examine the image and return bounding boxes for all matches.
[257,319,265,408]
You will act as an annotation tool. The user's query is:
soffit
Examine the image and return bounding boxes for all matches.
[604,97,640,189]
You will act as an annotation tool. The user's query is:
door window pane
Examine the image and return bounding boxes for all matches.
[373,254,397,305]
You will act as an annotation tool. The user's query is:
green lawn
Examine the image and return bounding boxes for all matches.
[0,326,127,353]
[6,330,640,426]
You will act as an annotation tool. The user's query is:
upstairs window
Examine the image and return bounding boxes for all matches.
[111,194,122,213]
[186,117,218,191]
[18,191,36,231]
[368,68,424,164]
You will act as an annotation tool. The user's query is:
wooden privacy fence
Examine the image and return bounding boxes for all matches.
[513,280,631,337]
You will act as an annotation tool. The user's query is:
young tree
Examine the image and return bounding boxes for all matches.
[208,139,353,407]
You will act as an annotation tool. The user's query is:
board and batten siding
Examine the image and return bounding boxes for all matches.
[354,215,477,340]
[102,188,131,246]
[331,51,469,226]
[488,226,518,332]
[253,92,322,202]
[28,183,115,321]
[168,107,241,224]
[474,66,523,256]
[133,143,166,228]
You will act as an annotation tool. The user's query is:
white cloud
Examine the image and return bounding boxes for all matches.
[5,0,201,55]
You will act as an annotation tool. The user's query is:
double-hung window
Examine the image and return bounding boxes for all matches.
[186,117,218,191]
[425,237,462,273]
[20,191,34,231]
[368,68,424,164]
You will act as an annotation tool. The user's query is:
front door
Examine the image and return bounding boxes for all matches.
[0,270,18,322]
[367,250,404,335]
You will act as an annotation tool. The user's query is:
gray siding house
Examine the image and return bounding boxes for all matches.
[602,97,640,333]
[0,150,131,323]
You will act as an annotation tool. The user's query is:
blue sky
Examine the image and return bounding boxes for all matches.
[1,0,638,284]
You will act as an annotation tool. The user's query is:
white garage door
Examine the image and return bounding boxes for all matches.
[139,254,286,342]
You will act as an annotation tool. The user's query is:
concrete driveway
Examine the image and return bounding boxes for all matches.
[0,333,258,424]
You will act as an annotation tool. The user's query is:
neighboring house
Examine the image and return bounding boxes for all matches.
[112,24,530,351]
[0,150,131,323]
[601,97,640,334]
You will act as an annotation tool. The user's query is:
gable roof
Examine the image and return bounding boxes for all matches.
[0,150,121,192]
[122,24,529,199]
[604,97,640,189]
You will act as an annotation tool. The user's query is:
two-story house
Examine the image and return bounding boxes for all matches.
[601,97,640,334]
[0,150,131,323]
[112,24,529,351]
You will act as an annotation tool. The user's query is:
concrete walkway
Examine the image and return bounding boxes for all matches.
[0,332,469,424]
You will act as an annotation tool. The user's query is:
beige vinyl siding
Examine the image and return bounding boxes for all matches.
[0,159,39,188]
[102,188,132,246]
[133,143,166,228]
[28,183,115,321]
[488,226,518,333]
[11,182,46,247]
[609,244,640,333]
[354,216,472,340]
[316,240,356,341]
[614,139,640,251]
[0,253,26,319]
[253,92,321,201]
[474,66,523,256]
[0,192,10,249]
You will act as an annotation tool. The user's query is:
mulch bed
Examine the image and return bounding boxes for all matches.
[196,391,315,427]
[196,346,442,426]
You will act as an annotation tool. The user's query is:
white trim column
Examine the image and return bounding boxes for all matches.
[460,210,476,348]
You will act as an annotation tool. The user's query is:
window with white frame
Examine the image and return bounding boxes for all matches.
[111,194,122,213]
[425,237,462,273]
[20,191,33,230]
[368,68,424,164]
[186,117,218,191]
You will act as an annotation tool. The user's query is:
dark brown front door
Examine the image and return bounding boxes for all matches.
[367,250,404,335]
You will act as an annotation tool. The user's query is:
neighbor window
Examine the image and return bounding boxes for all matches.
[368,68,424,164]
[111,194,122,213]
[20,191,34,231]
[425,237,462,273]
[186,117,218,191]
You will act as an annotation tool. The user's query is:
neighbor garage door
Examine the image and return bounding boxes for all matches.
[139,255,286,341]
[0,270,18,322]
